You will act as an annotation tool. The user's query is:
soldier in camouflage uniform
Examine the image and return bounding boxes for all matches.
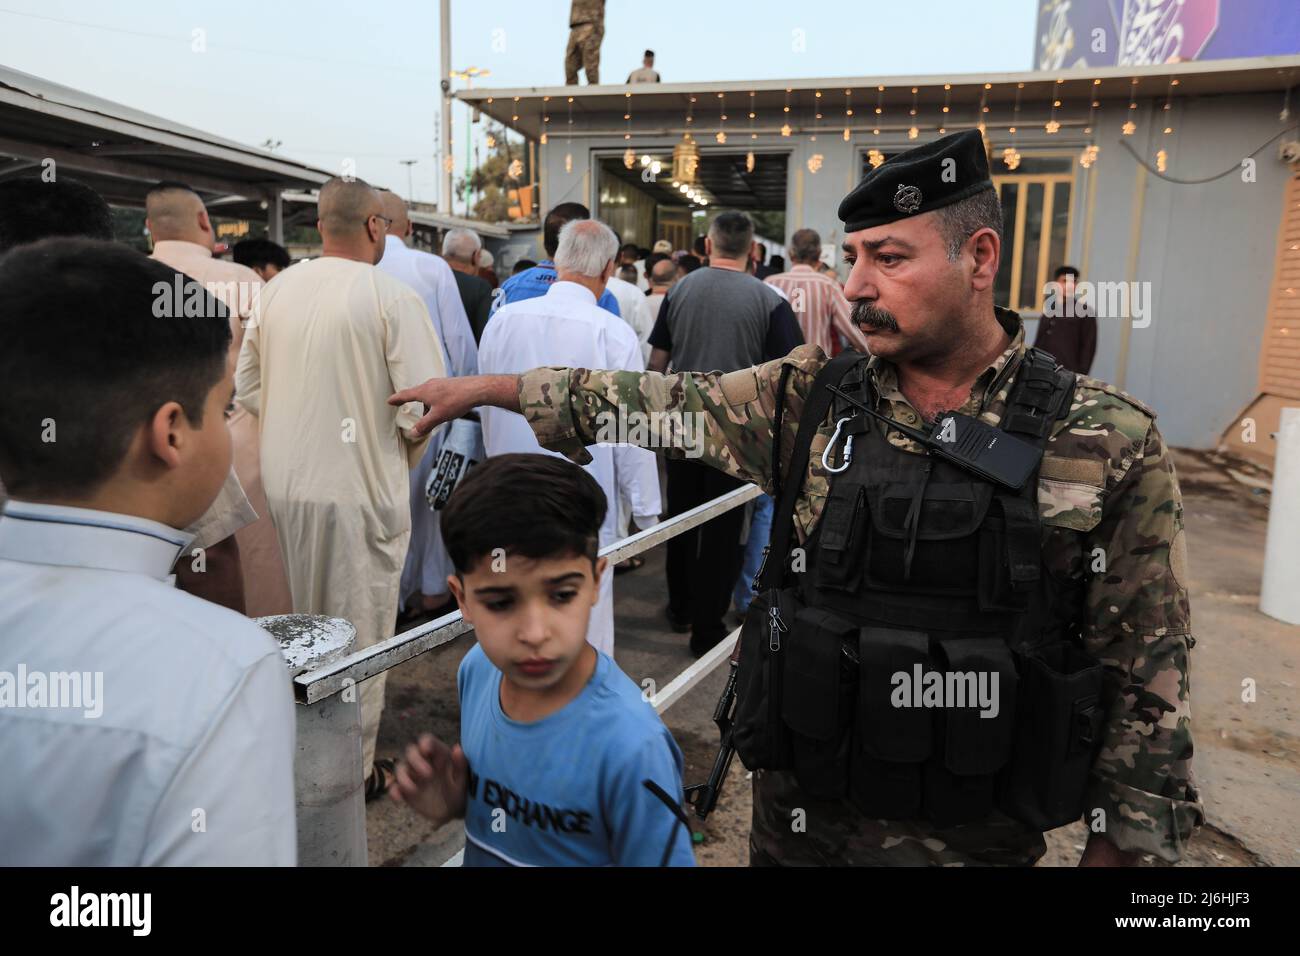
[390,130,1203,866]
[565,0,604,85]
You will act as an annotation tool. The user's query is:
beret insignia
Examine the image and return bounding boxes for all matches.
[893,184,923,214]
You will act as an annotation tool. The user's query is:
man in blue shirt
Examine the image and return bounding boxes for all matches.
[491,202,621,320]
[389,454,694,867]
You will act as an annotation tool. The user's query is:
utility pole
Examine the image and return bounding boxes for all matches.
[439,0,452,215]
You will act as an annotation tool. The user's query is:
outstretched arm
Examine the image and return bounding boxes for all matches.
[389,345,830,496]
[389,374,522,438]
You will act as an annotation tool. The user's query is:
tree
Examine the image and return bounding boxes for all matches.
[457,124,526,223]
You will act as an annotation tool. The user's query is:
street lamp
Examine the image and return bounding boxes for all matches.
[450,66,491,217]
[400,159,418,203]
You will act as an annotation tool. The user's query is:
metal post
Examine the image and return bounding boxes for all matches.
[268,191,284,245]
[1261,407,1300,625]
[401,159,418,203]
[259,614,367,867]
[439,0,453,215]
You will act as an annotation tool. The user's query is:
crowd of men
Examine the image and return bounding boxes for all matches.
[0,126,1164,868]
[0,169,840,846]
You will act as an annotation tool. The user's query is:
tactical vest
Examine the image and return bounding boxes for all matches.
[732,348,1107,832]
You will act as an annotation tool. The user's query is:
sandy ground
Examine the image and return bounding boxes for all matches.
[365,448,1296,867]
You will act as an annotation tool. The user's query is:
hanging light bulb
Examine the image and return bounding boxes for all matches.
[1003,83,1024,168]
[1158,77,1178,170]
[1046,78,1063,134]
[1080,88,1100,168]
[746,151,755,172]
[867,148,885,168]
[565,94,574,173]
[807,153,824,174]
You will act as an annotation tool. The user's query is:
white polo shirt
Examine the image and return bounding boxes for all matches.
[0,500,297,865]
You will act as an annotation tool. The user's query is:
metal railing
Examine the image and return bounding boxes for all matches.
[292,482,761,704]
[291,482,761,866]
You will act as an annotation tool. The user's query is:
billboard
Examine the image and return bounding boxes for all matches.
[1034,0,1300,70]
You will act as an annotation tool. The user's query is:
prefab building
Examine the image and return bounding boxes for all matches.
[459,54,1300,460]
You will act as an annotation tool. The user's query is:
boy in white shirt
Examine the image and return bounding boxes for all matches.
[0,239,296,864]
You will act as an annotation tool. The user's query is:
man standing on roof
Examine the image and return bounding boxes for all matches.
[565,0,605,85]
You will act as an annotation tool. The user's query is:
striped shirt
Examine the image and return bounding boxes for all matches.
[765,264,868,355]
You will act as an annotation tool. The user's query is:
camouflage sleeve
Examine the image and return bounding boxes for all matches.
[517,345,830,493]
[1081,418,1204,862]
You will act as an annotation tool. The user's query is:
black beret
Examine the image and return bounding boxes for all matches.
[837,129,994,232]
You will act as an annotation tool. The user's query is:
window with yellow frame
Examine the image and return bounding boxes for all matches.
[992,153,1076,313]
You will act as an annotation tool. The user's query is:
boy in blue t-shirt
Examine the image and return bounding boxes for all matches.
[390,453,694,866]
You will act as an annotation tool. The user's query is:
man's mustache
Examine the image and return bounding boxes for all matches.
[851,301,900,333]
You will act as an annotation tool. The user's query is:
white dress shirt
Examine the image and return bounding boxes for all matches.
[0,501,297,865]
[378,235,478,378]
[606,274,655,364]
[477,281,662,656]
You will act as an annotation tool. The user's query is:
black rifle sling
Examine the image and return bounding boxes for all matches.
[992,346,1078,591]
[769,362,795,507]
[756,351,863,592]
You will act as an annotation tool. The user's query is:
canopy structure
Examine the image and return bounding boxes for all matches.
[458,54,1300,141]
[0,64,339,240]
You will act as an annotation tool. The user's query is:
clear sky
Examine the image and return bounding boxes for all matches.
[0,0,1039,210]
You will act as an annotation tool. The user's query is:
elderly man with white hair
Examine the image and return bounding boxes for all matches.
[476,218,662,656]
[442,227,494,343]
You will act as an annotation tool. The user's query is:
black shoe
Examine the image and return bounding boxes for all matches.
[364,758,397,803]
[665,606,692,634]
